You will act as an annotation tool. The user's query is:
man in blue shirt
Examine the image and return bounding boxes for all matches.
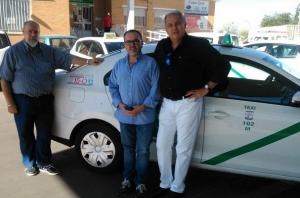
[0,20,100,176]
[109,29,160,197]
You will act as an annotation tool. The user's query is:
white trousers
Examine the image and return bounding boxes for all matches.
[156,97,203,193]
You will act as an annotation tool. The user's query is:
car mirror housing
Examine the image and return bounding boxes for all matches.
[292,91,300,107]
[96,54,103,58]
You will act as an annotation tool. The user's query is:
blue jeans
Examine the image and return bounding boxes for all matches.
[120,122,154,185]
[13,94,54,168]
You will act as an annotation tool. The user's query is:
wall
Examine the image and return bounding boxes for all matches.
[9,0,71,44]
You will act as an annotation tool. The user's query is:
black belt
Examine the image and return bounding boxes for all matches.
[165,95,189,101]
[15,93,53,99]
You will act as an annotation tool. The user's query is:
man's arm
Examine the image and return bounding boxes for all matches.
[185,80,217,99]
[53,48,102,71]
[1,80,17,114]
[71,55,102,69]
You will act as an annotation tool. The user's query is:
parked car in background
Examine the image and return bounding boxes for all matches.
[189,32,240,46]
[70,33,124,59]
[0,30,11,91]
[39,35,77,52]
[243,41,300,78]
[52,42,300,184]
[0,30,11,64]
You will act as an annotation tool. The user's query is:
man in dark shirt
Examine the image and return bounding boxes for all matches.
[154,10,226,198]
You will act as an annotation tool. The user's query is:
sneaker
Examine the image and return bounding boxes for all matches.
[135,184,147,198]
[39,164,60,175]
[24,166,39,176]
[118,178,134,196]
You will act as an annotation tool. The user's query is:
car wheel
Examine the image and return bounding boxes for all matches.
[75,123,122,172]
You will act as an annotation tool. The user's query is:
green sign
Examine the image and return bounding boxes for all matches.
[70,0,94,4]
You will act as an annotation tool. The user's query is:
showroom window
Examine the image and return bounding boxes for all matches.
[123,6,146,28]
[154,8,175,30]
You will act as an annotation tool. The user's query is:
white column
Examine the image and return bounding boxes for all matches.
[127,0,134,30]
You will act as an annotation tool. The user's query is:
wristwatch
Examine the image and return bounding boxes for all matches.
[204,84,212,92]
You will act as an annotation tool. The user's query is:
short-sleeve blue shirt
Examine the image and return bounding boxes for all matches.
[0,41,72,97]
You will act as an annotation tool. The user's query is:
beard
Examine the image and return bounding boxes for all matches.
[26,40,38,47]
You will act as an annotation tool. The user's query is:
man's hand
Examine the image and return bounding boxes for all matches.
[118,103,145,117]
[185,88,209,99]
[128,104,145,117]
[7,104,18,114]
[88,57,104,65]
[118,103,134,116]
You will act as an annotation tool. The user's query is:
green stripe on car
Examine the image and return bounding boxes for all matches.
[231,67,246,78]
[202,122,300,165]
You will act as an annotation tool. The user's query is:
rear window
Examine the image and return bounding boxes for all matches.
[265,44,298,58]
[0,33,10,49]
[50,38,77,51]
[104,42,124,53]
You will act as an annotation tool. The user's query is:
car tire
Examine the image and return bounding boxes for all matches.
[75,122,122,172]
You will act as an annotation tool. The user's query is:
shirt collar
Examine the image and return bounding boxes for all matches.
[23,40,42,53]
[125,52,143,65]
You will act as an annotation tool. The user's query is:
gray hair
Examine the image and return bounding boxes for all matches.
[164,10,186,24]
[23,20,39,28]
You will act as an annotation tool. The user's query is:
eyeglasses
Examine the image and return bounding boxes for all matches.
[166,52,171,66]
[124,39,141,46]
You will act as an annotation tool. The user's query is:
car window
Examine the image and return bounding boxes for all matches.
[39,38,45,44]
[104,42,124,53]
[231,36,239,46]
[0,34,10,49]
[51,38,77,51]
[247,44,269,52]
[213,57,297,105]
[76,41,91,56]
[89,41,104,57]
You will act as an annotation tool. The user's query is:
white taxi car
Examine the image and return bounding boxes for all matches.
[53,43,300,183]
[243,41,300,78]
[70,34,124,59]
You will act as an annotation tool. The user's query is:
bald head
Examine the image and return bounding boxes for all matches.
[23,20,39,29]
[22,20,40,47]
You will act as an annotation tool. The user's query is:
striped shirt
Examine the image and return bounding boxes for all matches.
[0,40,72,97]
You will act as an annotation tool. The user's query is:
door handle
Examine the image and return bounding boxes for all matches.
[208,111,230,119]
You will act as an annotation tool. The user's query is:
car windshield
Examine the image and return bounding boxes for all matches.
[0,34,10,49]
[50,38,77,51]
[104,42,124,53]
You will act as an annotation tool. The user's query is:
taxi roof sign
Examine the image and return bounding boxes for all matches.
[221,33,233,46]
[104,32,117,39]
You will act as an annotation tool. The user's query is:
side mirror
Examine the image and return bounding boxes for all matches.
[292,91,300,107]
[96,54,103,58]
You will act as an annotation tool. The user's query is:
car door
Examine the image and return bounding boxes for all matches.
[201,56,300,179]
